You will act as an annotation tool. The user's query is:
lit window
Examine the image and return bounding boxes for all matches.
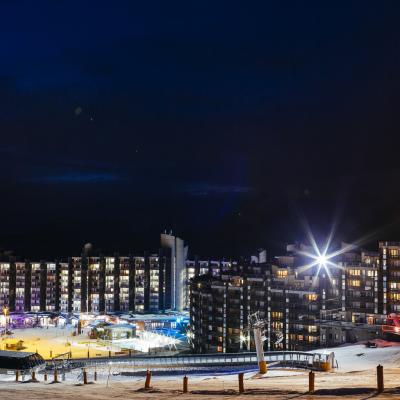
[390,293,400,301]
[277,270,288,278]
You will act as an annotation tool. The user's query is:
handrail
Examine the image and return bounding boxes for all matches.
[62,350,319,362]
[52,350,334,372]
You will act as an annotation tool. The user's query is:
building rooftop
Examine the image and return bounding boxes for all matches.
[104,323,135,330]
[0,350,37,359]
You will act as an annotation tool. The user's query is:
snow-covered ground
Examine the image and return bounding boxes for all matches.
[0,326,182,358]
[115,330,180,352]
[1,345,400,399]
[1,343,400,399]
[311,343,400,372]
[0,366,399,400]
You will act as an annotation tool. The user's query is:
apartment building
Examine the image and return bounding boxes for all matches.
[379,242,400,315]
[190,260,322,353]
[189,243,393,353]
[0,233,190,314]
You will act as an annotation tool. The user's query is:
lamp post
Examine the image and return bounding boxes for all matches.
[3,306,9,332]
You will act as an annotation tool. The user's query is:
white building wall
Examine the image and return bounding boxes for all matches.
[161,232,187,311]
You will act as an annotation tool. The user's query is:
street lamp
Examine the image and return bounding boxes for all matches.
[3,307,8,331]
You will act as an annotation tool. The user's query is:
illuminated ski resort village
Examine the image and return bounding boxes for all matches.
[1,232,400,399]
[2,2,400,399]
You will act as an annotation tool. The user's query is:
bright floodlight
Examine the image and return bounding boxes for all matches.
[296,246,338,287]
[316,254,327,267]
[239,334,248,344]
[296,213,376,286]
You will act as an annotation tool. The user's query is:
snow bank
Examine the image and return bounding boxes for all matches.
[311,343,400,371]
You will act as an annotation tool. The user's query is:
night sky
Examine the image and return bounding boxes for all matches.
[1,2,400,259]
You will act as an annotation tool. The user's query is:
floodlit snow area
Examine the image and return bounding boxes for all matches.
[1,344,400,398]
[0,368,400,400]
[115,330,180,352]
[1,326,115,358]
[0,326,183,358]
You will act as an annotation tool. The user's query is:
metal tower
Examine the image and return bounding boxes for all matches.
[247,311,267,374]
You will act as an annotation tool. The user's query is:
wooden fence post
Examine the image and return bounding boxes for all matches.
[377,365,384,393]
[53,369,59,383]
[31,371,38,382]
[145,369,151,389]
[309,371,315,393]
[238,372,244,393]
[183,375,188,393]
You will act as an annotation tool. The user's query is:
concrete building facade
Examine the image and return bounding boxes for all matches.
[189,243,391,353]
[0,233,187,315]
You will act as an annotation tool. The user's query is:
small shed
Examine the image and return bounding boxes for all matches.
[103,324,136,340]
[0,351,46,372]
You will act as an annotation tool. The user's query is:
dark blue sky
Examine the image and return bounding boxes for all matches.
[1,2,400,258]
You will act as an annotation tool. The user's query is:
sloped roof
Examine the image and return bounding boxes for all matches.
[0,350,45,371]
[0,350,34,358]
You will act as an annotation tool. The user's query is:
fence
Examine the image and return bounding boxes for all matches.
[58,350,334,372]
